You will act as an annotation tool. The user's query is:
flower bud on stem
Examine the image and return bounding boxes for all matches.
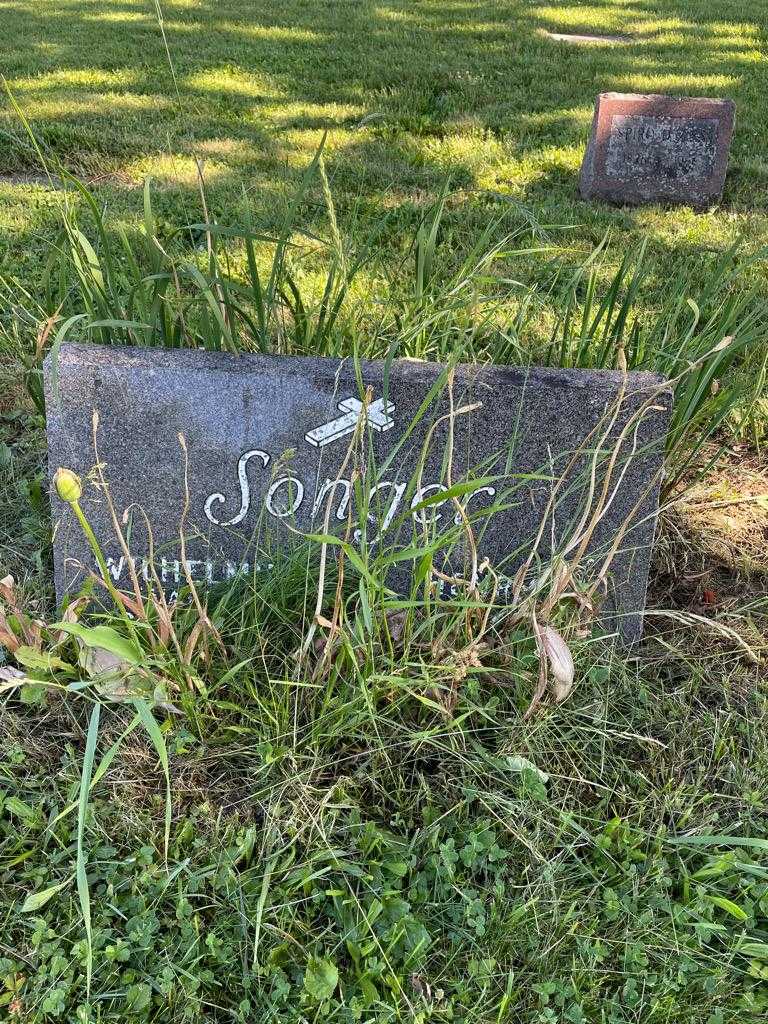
[53,468,142,647]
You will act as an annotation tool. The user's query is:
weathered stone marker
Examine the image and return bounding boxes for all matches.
[45,344,672,641]
[580,93,735,208]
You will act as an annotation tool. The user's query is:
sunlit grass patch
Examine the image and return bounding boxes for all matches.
[185,67,283,102]
[80,9,154,23]
[187,136,260,161]
[674,459,768,574]
[217,21,328,44]
[533,2,639,33]
[262,100,369,129]
[121,153,230,186]
[7,93,176,120]
[9,69,144,92]
[606,72,741,93]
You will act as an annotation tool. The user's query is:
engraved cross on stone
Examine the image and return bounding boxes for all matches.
[304,396,396,448]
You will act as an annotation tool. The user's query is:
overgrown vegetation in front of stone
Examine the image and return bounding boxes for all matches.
[1,515,767,1020]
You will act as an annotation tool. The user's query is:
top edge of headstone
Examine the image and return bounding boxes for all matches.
[44,342,670,395]
[595,92,735,111]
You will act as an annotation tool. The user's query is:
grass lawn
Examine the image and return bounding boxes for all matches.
[2,0,768,302]
[0,2,767,1022]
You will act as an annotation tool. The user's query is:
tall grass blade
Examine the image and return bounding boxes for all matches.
[134,699,172,865]
[77,701,101,998]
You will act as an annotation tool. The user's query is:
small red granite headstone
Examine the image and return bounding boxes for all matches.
[580,93,735,209]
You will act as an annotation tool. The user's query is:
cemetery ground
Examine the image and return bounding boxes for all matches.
[0,1,767,1021]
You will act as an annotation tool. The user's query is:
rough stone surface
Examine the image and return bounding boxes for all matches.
[580,93,735,208]
[45,344,672,641]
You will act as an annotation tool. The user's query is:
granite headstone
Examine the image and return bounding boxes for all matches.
[45,344,672,641]
[580,92,735,208]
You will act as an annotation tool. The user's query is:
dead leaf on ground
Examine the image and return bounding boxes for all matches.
[525,620,576,718]
[1,576,44,654]
[541,625,575,703]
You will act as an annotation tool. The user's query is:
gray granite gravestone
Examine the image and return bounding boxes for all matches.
[45,344,672,641]
[580,93,735,208]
